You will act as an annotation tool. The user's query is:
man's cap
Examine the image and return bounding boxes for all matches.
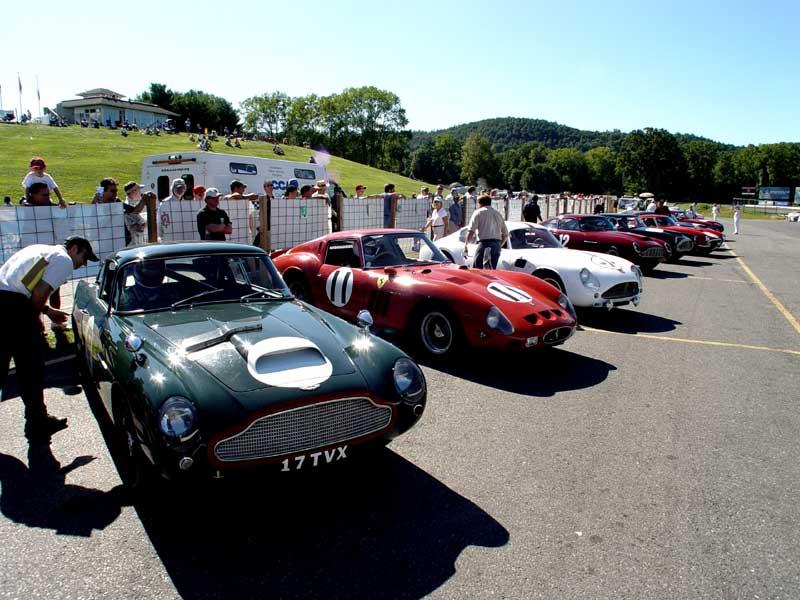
[230,179,246,190]
[420,186,429,192]
[315,179,328,188]
[123,181,144,193]
[204,187,221,200]
[64,235,99,262]
[171,178,186,190]
[285,184,298,193]
[356,184,366,190]
[433,198,443,203]
[29,156,46,168]
[287,178,299,188]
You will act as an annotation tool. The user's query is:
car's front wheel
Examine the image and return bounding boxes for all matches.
[111,402,155,493]
[413,307,461,359]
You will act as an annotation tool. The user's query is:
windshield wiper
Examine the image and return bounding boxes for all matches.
[171,288,225,309]
[240,289,287,302]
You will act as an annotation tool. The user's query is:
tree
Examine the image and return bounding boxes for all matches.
[682,141,719,200]
[585,146,620,194]
[617,128,687,198]
[545,148,590,192]
[521,164,560,193]
[137,83,174,112]
[239,91,291,136]
[285,94,321,146]
[433,134,462,184]
[337,86,408,167]
[460,134,499,186]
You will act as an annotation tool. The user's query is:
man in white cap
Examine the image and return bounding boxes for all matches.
[0,236,98,439]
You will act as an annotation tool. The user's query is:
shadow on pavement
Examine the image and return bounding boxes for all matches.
[422,347,615,397]
[646,268,689,279]
[135,449,509,600]
[675,259,713,267]
[578,308,681,334]
[0,439,125,537]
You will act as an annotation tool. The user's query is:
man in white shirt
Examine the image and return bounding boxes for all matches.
[645,199,658,213]
[157,178,187,241]
[464,195,508,269]
[0,236,98,439]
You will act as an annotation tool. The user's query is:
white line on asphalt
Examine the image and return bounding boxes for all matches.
[580,327,800,357]
[686,275,748,284]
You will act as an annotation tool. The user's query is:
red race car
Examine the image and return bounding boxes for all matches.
[635,213,724,254]
[542,214,667,272]
[669,208,725,233]
[272,229,577,359]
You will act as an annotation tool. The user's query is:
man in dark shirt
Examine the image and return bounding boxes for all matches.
[653,199,671,215]
[196,188,232,241]
[522,195,542,223]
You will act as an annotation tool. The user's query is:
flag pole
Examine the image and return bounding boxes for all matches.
[36,75,41,119]
[17,73,22,122]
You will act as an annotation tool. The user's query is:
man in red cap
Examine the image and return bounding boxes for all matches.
[21,156,66,207]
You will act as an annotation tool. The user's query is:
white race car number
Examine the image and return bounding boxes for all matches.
[281,445,348,471]
[325,267,353,307]
[487,282,533,303]
[558,233,571,246]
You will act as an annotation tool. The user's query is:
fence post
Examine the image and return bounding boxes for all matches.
[259,196,270,251]
[146,195,158,242]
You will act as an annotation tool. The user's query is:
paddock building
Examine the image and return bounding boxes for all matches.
[55,88,178,127]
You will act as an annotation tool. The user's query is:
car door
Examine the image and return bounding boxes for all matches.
[556,218,584,250]
[316,238,370,322]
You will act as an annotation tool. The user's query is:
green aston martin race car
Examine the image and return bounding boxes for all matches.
[72,242,426,489]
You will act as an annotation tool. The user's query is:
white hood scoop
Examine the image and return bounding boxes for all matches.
[246,337,333,389]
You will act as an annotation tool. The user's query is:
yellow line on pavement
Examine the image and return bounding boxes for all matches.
[686,275,748,284]
[726,248,800,336]
[580,327,800,357]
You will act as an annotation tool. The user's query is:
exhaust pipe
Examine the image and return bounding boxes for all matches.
[412,404,424,417]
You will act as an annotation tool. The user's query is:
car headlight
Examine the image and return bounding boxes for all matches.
[579,268,601,290]
[632,241,641,253]
[158,396,197,439]
[557,293,577,319]
[393,358,426,402]
[632,265,643,290]
[486,306,514,335]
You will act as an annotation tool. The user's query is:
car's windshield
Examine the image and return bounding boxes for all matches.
[114,254,291,313]
[362,232,448,267]
[509,226,561,249]
[655,215,679,226]
[580,216,614,232]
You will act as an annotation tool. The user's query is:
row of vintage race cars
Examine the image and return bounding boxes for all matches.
[71,207,724,489]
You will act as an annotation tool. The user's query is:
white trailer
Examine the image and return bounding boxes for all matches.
[140,151,328,200]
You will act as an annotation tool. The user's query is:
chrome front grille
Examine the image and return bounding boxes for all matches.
[543,327,573,345]
[214,397,392,462]
[602,282,639,299]
[641,246,665,258]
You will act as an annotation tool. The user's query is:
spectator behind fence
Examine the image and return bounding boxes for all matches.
[446,188,463,233]
[91,178,122,204]
[22,157,66,207]
[300,185,313,200]
[158,178,187,241]
[653,199,670,215]
[312,180,329,201]
[123,181,150,246]
[421,198,449,240]
[224,179,258,201]
[197,188,232,241]
[0,236,98,440]
[284,183,299,199]
[382,183,405,228]
[354,184,368,199]
[465,195,508,270]
[522,194,542,223]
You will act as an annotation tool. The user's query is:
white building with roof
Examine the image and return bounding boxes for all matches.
[56,88,179,127]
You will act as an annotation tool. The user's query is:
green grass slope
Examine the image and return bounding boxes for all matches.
[0,124,429,202]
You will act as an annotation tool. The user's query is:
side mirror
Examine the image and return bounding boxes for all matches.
[356,310,374,334]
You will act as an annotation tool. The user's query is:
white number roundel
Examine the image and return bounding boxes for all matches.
[325,267,354,307]
[558,233,571,246]
[487,282,533,303]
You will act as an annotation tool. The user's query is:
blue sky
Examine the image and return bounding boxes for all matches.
[2,0,797,146]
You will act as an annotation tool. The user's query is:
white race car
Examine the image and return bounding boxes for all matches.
[435,222,644,309]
